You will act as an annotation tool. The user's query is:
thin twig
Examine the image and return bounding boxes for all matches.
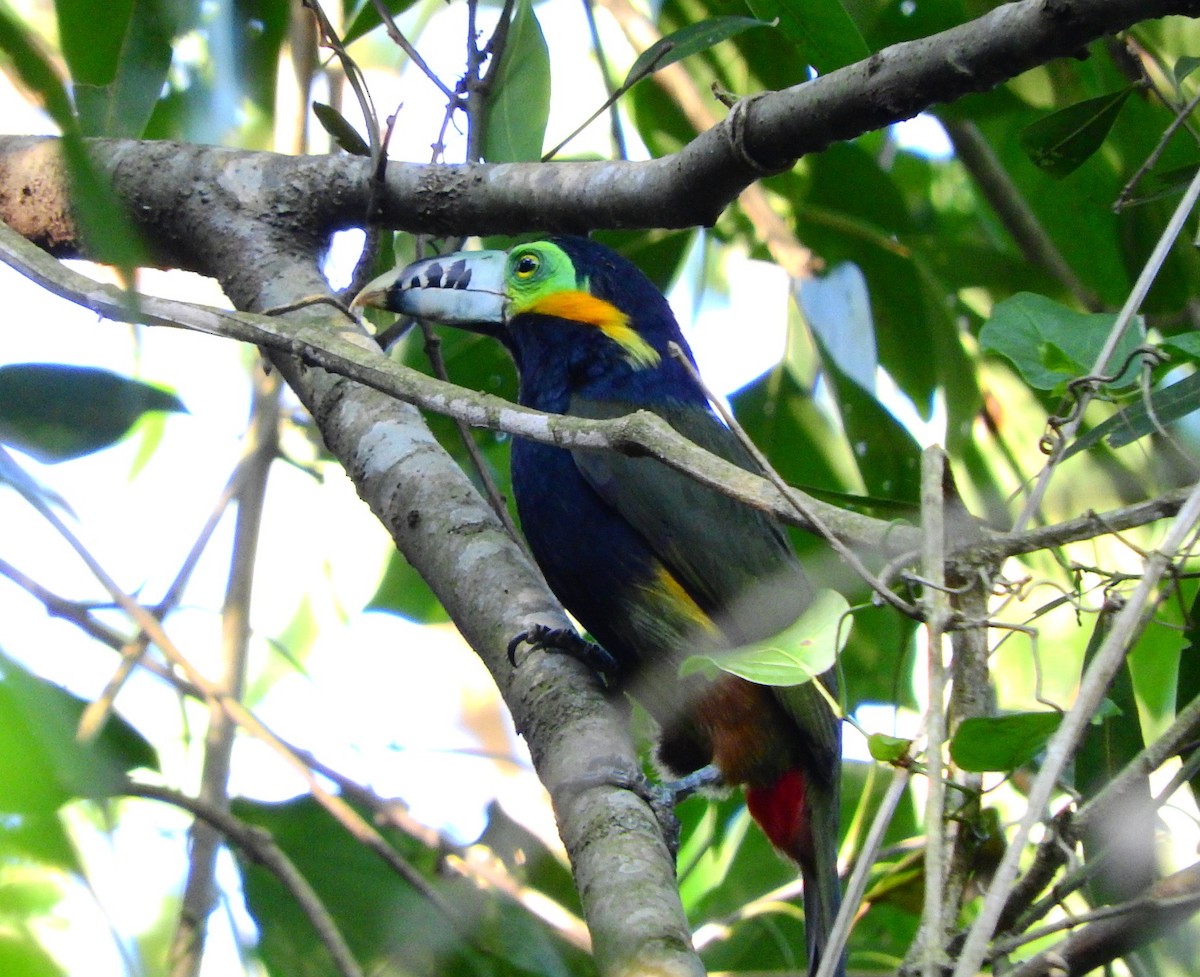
[78,461,246,743]
[668,341,921,619]
[369,0,457,101]
[918,448,950,977]
[951,477,1200,977]
[127,781,365,977]
[169,366,280,977]
[814,766,913,977]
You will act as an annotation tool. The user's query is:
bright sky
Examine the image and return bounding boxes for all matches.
[0,2,955,972]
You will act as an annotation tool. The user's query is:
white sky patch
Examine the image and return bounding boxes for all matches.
[891,113,954,159]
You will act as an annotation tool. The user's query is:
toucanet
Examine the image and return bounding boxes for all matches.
[355,236,844,976]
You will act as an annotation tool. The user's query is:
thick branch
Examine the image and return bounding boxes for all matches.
[0,0,1194,243]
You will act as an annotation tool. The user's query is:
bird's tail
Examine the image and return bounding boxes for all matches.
[746,768,844,977]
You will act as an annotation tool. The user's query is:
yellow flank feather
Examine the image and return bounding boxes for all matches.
[647,564,719,636]
[524,291,661,368]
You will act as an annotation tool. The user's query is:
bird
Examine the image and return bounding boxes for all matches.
[355,236,844,976]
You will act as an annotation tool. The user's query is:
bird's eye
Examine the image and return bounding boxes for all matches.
[514,253,540,279]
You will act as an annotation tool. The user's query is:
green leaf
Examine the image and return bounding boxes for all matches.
[622,17,772,88]
[868,733,911,763]
[0,650,159,820]
[0,932,66,977]
[979,293,1143,393]
[1018,87,1135,179]
[1162,333,1200,361]
[949,712,1062,772]
[799,266,923,502]
[481,0,550,163]
[312,102,371,156]
[342,0,420,46]
[1064,371,1200,458]
[59,0,175,138]
[0,364,185,463]
[0,9,147,271]
[1174,55,1200,89]
[234,796,583,977]
[745,0,869,75]
[680,589,849,686]
[366,550,449,624]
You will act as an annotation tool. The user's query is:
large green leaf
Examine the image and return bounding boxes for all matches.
[0,364,185,463]
[0,9,146,269]
[1064,370,1200,458]
[979,293,1144,394]
[681,589,849,686]
[0,650,159,822]
[233,795,583,977]
[56,0,175,137]
[481,0,550,163]
[949,712,1062,772]
[0,932,65,977]
[1019,87,1135,179]
[798,263,923,502]
[744,0,869,75]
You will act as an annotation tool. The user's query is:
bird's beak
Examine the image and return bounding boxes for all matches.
[351,250,510,332]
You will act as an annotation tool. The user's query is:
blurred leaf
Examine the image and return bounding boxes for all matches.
[1018,87,1134,179]
[482,0,549,163]
[623,17,771,88]
[979,293,1143,393]
[0,933,65,977]
[1174,55,1200,89]
[745,0,869,74]
[366,550,449,624]
[234,795,583,977]
[312,102,370,156]
[799,272,923,502]
[1064,371,1200,458]
[798,262,877,392]
[1077,601,1155,904]
[1162,333,1200,360]
[0,8,146,270]
[680,589,849,685]
[475,802,579,914]
[0,364,185,463]
[343,0,420,46]
[950,712,1062,772]
[56,0,175,137]
[1180,587,1200,811]
[868,733,911,763]
[0,650,158,821]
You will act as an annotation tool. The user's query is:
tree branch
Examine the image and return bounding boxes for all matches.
[1,1,1194,244]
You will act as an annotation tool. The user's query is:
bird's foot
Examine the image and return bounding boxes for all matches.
[556,762,725,857]
[507,624,620,682]
[661,764,725,803]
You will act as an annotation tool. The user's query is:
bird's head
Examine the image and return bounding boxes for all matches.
[354,237,704,406]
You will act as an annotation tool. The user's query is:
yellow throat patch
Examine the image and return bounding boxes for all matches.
[524,290,661,369]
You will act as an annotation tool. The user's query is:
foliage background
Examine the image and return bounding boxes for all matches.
[0,0,1199,975]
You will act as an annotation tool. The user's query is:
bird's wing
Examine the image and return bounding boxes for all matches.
[568,397,811,646]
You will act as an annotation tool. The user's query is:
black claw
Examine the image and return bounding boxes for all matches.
[507,624,620,681]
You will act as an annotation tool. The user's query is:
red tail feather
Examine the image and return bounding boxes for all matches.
[746,768,813,863]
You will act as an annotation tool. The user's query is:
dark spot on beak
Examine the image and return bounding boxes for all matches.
[446,259,472,289]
